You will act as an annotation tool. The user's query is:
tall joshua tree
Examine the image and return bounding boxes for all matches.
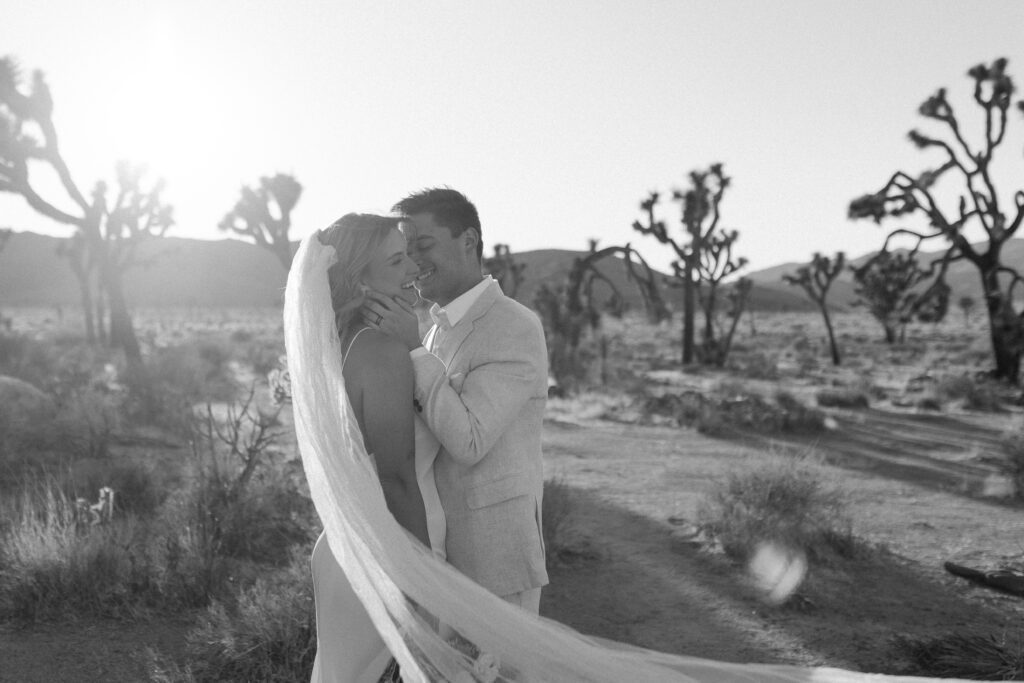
[633,163,743,364]
[0,57,173,363]
[219,173,302,271]
[784,252,845,366]
[849,58,1024,382]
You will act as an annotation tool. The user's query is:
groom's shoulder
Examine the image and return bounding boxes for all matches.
[482,294,544,342]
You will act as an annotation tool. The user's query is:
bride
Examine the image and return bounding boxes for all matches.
[307,213,447,682]
[287,216,963,682]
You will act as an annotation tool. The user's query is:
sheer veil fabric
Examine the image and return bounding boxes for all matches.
[284,233,966,683]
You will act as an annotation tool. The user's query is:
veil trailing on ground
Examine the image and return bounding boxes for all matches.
[283,233,957,683]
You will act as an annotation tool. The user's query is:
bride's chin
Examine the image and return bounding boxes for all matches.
[395,290,420,306]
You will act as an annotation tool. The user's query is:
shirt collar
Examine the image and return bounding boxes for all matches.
[429,276,493,329]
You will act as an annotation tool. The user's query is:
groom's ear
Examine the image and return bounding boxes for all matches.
[462,228,480,256]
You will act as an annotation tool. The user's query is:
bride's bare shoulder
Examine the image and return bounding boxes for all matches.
[346,329,413,373]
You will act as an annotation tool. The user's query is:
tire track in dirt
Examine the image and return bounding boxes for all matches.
[746,409,1014,497]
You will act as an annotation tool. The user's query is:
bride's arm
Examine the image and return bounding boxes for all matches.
[354,333,431,547]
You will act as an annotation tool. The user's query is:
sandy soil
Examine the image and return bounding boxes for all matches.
[540,403,1024,675]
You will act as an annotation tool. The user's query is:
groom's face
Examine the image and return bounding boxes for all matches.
[401,212,478,307]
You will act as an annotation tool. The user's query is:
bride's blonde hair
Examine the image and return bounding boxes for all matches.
[317,213,402,339]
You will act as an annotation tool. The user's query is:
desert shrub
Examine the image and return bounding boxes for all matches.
[642,390,709,426]
[244,339,284,377]
[149,550,317,683]
[198,471,314,566]
[896,630,1024,680]
[66,458,166,518]
[542,476,588,564]
[0,331,59,388]
[936,374,1005,412]
[0,476,149,620]
[815,388,870,409]
[773,391,829,432]
[229,329,253,344]
[643,389,825,436]
[51,387,122,459]
[700,393,825,436]
[698,453,855,563]
[132,340,236,400]
[183,393,312,566]
[121,340,239,434]
[730,351,779,380]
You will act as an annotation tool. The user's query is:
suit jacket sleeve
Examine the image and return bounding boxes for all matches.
[412,312,546,467]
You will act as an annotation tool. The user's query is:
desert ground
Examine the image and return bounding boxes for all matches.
[1,306,1022,682]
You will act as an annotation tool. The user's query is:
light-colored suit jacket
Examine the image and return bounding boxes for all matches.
[412,280,549,597]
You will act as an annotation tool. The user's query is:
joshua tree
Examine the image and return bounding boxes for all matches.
[534,240,663,390]
[219,173,302,271]
[851,248,949,343]
[784,252,845,366]
[633,163,744,363]
[693,229,750,365]
[958,295,976,326]
[0,57,174,363]
[849,58,1024,382]
[483,243,526,299]
[621,247,671,324]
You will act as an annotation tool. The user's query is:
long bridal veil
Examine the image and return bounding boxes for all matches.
[283,233,960,683]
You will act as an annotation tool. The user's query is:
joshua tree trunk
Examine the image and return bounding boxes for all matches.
[101,259,141,364]
[682,254,695,364]
[820,304,841,366]
[982,266,1024,382]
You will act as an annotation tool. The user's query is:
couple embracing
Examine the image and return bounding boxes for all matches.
[298,188,548,682]
[285,188,941,683]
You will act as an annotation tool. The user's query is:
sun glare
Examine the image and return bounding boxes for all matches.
[96,14,237,194]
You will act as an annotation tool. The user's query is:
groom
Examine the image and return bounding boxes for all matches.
[365,187,549,613]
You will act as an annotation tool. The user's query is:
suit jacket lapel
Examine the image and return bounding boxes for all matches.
[435,280,502,366]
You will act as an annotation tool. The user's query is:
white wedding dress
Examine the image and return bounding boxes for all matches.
[310,329,447,683]
[287,233,970,683]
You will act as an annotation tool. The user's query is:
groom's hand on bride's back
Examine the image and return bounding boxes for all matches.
[362,291,422,351]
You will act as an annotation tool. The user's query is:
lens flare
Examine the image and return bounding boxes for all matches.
[748,541,807,604]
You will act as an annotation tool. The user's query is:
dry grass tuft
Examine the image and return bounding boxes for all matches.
[895,629,1024,680]
[698,451,856,564]
[148,549,317,683]
[815,388,870,409]
[936,374,1006,413]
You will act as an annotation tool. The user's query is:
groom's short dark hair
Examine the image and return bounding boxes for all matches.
[393,187,483,261]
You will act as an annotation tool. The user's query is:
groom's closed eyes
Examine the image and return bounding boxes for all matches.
[409,236,436,256]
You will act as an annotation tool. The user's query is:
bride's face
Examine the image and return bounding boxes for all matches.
[361,229,420,305]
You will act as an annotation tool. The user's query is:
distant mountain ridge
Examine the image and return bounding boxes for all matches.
[1,231,1019,312]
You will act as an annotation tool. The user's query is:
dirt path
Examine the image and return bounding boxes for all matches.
[539,412,1024,675]
[0,617,191,683]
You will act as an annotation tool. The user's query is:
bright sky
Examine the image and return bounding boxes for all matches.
[3,0,1023,273]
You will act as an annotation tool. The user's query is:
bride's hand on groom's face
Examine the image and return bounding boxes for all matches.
[362,291,421,351]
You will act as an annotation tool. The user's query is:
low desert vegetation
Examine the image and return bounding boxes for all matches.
[895,629,1024,681]
[697,451,856,564]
